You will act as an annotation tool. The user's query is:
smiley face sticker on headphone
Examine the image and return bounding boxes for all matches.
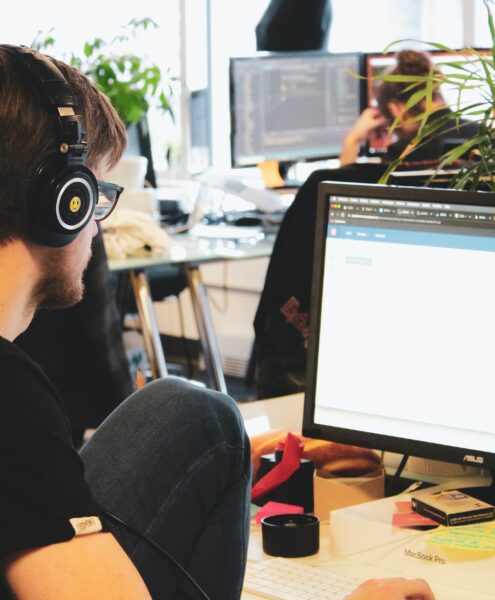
[2,44,99,247]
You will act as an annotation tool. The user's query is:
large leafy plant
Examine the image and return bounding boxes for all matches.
[32,18,174,126]
[371,0,495,190]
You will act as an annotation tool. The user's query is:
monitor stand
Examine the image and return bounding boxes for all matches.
[387,455,495,504]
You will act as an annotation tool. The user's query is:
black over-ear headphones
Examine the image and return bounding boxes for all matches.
[2,44,98,247]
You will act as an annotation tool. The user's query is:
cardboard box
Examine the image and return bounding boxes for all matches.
[313,467,385,520]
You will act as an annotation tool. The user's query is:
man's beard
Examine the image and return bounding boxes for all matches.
[31,246,92,311]
[33,275,86,310]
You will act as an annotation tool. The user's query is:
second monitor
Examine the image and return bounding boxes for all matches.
[229,51,363,170]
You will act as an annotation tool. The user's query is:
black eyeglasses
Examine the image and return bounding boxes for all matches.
[95,180,124,221]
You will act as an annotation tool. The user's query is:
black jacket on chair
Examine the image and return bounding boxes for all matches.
[253,163,387,399]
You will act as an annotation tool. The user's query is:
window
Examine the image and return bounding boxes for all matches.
[0,1,181,174]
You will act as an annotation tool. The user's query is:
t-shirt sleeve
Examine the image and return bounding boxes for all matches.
[0,349,102,558]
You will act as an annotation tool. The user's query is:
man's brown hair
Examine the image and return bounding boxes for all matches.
[0,47,127,244]
[377,49,445,122]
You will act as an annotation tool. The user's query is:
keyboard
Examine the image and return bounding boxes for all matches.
[243,558,362,599]
[243,557,494,600]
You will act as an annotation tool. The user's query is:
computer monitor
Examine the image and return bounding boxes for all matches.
[229,51,363,172]
[303,181,495,472]
[363,49,490,156]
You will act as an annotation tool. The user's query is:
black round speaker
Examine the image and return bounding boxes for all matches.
[261,514,320,557]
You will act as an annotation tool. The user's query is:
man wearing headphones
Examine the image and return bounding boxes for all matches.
[0,46,436,600]
[0,46,251,600]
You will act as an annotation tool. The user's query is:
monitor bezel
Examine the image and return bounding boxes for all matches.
[303,181,495,470]
[229,50,366,168]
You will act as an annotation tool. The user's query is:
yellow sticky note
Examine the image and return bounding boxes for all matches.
[426,521,495,551]
[257,161,286,188]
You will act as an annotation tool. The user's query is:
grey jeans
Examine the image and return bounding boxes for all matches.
[80,377,252,600]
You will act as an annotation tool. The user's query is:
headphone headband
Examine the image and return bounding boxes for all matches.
[1,44,97,246]
[2,44,87,166]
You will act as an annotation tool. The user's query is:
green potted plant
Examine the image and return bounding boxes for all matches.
[366,0,495,190]
[32,19,176,188]
[32,18,175,126]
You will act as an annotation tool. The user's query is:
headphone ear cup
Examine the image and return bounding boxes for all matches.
[29,157,97,247]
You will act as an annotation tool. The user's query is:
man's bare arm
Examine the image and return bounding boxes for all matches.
[3,532,152,600]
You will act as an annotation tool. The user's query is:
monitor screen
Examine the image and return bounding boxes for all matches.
[229,51,363,167]
[363,49,490,156]
[303,182,495,470]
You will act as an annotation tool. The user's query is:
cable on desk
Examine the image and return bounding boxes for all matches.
[386,454,410,496]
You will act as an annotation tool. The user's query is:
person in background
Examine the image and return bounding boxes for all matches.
[339,49,482,166]
[254,50,483,406]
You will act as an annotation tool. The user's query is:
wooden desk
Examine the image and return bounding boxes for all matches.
[109,230,275,392]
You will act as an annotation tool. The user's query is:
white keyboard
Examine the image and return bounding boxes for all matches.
[243,558,362,600]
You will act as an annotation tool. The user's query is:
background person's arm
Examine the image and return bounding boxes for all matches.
[339,107,388,166]
[4,532,152,600]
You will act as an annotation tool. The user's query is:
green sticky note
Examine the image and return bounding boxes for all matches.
[426,522,495,551]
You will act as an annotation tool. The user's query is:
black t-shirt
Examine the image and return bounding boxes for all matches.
[0,336,102,558]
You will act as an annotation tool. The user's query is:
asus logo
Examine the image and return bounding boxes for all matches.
[463,454,484,465]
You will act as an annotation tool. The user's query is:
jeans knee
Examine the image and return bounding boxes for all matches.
[129,377,249,453]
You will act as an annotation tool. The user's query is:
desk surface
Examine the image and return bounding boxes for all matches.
[242,521,492,600]
[108,229,275,272]
[240,396,493,599]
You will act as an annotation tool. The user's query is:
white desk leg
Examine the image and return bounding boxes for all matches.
[186,266,228,394]
[130,270,168,380]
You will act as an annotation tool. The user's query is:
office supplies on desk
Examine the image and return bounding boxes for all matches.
[426,520,495,551]
[330,495,495,596]
[411,489,495,526]
[255,501,304,525]
[312,466,384,520]
[261,514,320,558]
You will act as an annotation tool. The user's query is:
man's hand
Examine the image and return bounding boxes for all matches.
[348,108,388,145]
[339,107,389,165]
[344,577,436,600]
